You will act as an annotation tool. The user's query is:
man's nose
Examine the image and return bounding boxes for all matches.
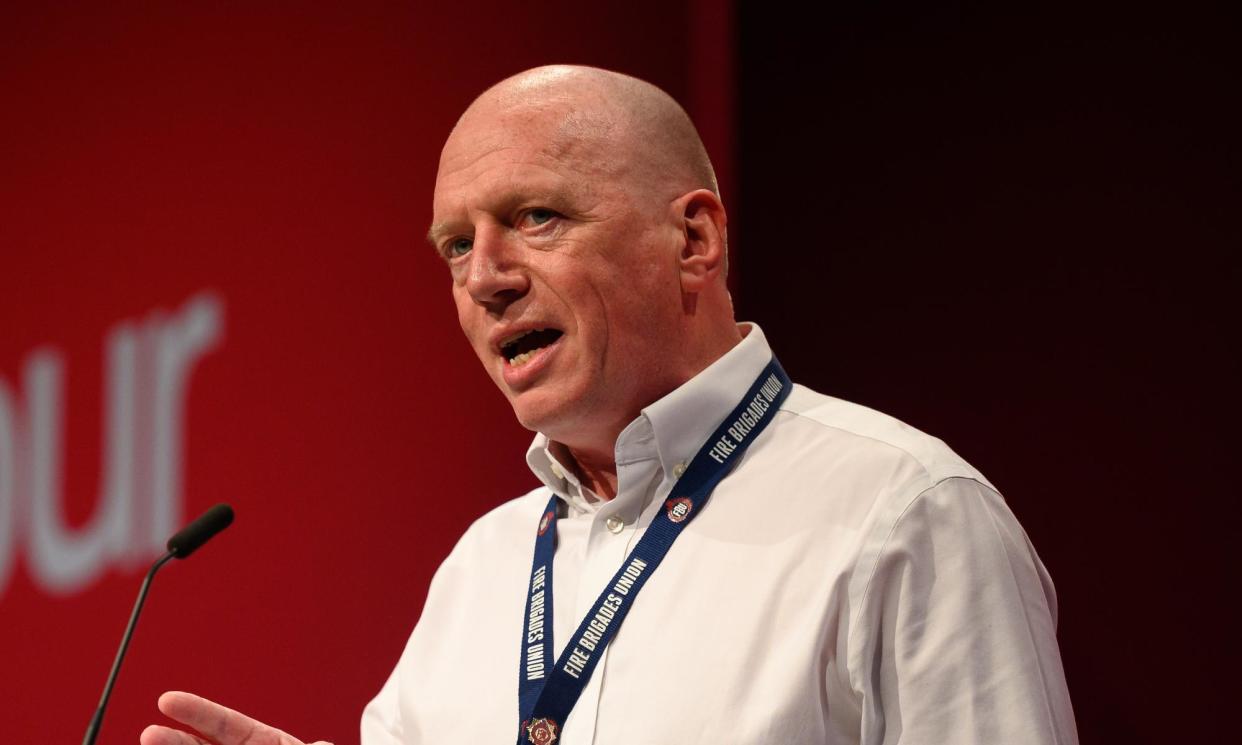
[465,226,529,312]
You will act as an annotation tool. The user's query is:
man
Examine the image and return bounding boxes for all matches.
[142,66,1078,744]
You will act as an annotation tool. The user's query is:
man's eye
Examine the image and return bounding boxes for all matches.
[525,209,556,226]
[447,237,473,257]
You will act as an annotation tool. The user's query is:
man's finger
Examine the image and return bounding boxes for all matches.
[140,724,211,745]
[156,691,302,745]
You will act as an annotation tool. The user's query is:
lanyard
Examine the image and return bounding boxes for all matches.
[516,358,792,745]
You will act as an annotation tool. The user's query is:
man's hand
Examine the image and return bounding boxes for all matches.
[140,691,333,745]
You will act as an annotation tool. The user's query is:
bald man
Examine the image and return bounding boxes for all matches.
[142,67,1077,745]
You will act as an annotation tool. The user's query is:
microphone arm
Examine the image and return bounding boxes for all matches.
[82,549,176,745]
[82,502,235,745]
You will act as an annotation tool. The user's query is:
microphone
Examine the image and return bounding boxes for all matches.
[167,502,235,558]
[82,503,236,745]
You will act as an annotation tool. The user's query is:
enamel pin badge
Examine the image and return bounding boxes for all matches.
[665,497,693,523]
[523,717,559,744]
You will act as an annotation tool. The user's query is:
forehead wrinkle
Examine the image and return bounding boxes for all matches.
[437,139,520,184]
[455,91,621,173]
[442,156,584,209]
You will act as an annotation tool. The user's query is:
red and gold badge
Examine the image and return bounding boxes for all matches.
[664,497,693,523]
[522,717,559,744]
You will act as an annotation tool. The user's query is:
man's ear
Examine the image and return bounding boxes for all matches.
[673,189,729,293]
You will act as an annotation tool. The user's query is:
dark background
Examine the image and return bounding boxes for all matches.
[737,4,1239,743]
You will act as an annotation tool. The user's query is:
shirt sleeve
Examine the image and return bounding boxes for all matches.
[849,476,1078,745]
[360,663,405,745]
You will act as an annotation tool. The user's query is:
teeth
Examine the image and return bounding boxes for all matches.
[502,327,554,367]
[505,329,535,346]
[503,328,547,349]
[509,349,537,367]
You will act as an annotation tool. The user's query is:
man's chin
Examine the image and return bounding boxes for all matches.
[511,405,564,436]
[508,393,582,439]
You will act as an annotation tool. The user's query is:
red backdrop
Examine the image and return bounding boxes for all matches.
[0,4,731,743]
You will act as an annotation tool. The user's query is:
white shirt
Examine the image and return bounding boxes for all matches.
[362,324,1078,744]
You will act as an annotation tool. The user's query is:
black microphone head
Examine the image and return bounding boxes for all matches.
[166,503,235,559]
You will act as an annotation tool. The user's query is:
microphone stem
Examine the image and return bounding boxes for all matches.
[83,549,176,745]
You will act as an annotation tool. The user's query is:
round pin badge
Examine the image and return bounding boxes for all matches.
[538,510,554,536]
[523,717,559,744]
[665,497,693,523]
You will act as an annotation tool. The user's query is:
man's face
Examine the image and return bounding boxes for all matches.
[429,106,683,445]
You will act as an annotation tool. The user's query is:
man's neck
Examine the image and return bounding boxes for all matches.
[549,321,748,501]
[545,420,625,500]
[566,447,619,500]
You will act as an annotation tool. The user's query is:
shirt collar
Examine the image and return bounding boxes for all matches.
[525,322,775,509]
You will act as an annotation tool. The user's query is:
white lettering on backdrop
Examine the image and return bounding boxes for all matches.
[0,291,224,598]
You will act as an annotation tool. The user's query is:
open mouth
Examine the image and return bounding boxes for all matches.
[501,328,564,367]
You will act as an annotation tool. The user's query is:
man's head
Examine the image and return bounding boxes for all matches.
[429,65,739,457]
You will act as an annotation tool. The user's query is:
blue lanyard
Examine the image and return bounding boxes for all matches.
[516,358,792,745]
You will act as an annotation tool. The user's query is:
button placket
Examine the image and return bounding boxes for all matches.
[568,508,630,744]
[566,455,659,743]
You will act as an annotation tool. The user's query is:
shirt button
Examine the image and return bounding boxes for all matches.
[605,516,625,534]
[672,462,687,478]
[550,462,564,479]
